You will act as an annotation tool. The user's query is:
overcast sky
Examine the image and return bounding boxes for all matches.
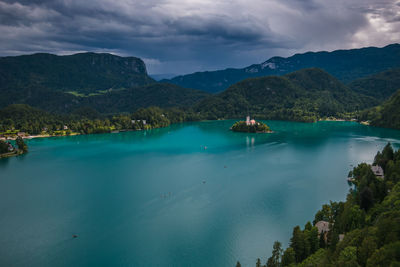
[0,0,400,75]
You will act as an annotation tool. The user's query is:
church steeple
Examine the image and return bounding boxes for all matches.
[246,116,250,125]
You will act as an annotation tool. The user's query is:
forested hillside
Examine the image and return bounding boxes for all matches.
[247,143,400,267]
[349,68,400,101]
[360,89,400,130]
[0,104,201,136]
[78,83,209,114]
[194,68,377,122]
[0,80,209,114]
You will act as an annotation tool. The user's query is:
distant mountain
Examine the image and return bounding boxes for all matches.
[163,44,400,93]
[360,89,400,130]
[150,73,178,81]
[349,68,400,101]
[194,68,377,122]
[0,52,154,95]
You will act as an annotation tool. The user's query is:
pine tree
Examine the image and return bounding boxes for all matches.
[290,226,306,262]
[309,227,320,254]
[281,247,295,266]
[267,241,282,267]
[360,187,374,211]
[266,241,282,267]
[304,221,312,231]
[16,136,28,153]
[328,228,339,252]
[382,142,394,161]
[256,258,262,267]
[319,231,326,249]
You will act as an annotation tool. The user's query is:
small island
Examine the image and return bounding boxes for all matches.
[0,136,28,159]
[231,116,272,133]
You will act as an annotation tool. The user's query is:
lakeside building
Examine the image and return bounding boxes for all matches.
[315,221,330,235]
[7,142,14,152]
[17,132,28,137]
[371,165,384,179]
[132,120,147,125]
[315,220,330,241]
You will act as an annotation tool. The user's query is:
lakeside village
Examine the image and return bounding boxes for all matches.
[0,119,150,158]
[231,116,272,133]
[0,119,150,141]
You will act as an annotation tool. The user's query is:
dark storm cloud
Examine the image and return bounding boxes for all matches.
[0,0,399,74]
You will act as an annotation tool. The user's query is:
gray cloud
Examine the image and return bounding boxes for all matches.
[0,0,399,74]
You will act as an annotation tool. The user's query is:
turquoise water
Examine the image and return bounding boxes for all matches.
[1,120,400,267]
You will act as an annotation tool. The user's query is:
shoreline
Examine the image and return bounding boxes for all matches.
[0,133,80,141]
[0,150,24,159]
[0,119,375,142]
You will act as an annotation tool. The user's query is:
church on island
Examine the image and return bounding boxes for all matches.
[246,116,256,126]
[231,116,271,133]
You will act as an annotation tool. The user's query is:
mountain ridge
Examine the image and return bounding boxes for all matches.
[162,43,400,93]
[0,52,155,95]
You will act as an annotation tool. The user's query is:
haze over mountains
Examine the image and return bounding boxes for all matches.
[1,44,400,123]
[162,44,400,93]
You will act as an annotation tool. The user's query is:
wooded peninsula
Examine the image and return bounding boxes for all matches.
[240,143,400,267]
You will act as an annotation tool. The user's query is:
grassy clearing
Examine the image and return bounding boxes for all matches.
[66,88,127,97]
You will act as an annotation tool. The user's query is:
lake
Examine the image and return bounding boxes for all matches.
[1,120,400,267]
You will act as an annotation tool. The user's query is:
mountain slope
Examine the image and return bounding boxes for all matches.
[0,82,209,114]
[349,68,400,101]
[163,44,400,93]
[194,68,377,121]
[0,52,154,95]
[78,83,209,114]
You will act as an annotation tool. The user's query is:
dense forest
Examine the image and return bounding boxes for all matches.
[244,143,400,267]
[0,81,209,114]
[0,104,201,137]
[348,68,400,101]
[359,89,400,130]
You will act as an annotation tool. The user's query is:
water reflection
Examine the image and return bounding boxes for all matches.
[246,136,255,148]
